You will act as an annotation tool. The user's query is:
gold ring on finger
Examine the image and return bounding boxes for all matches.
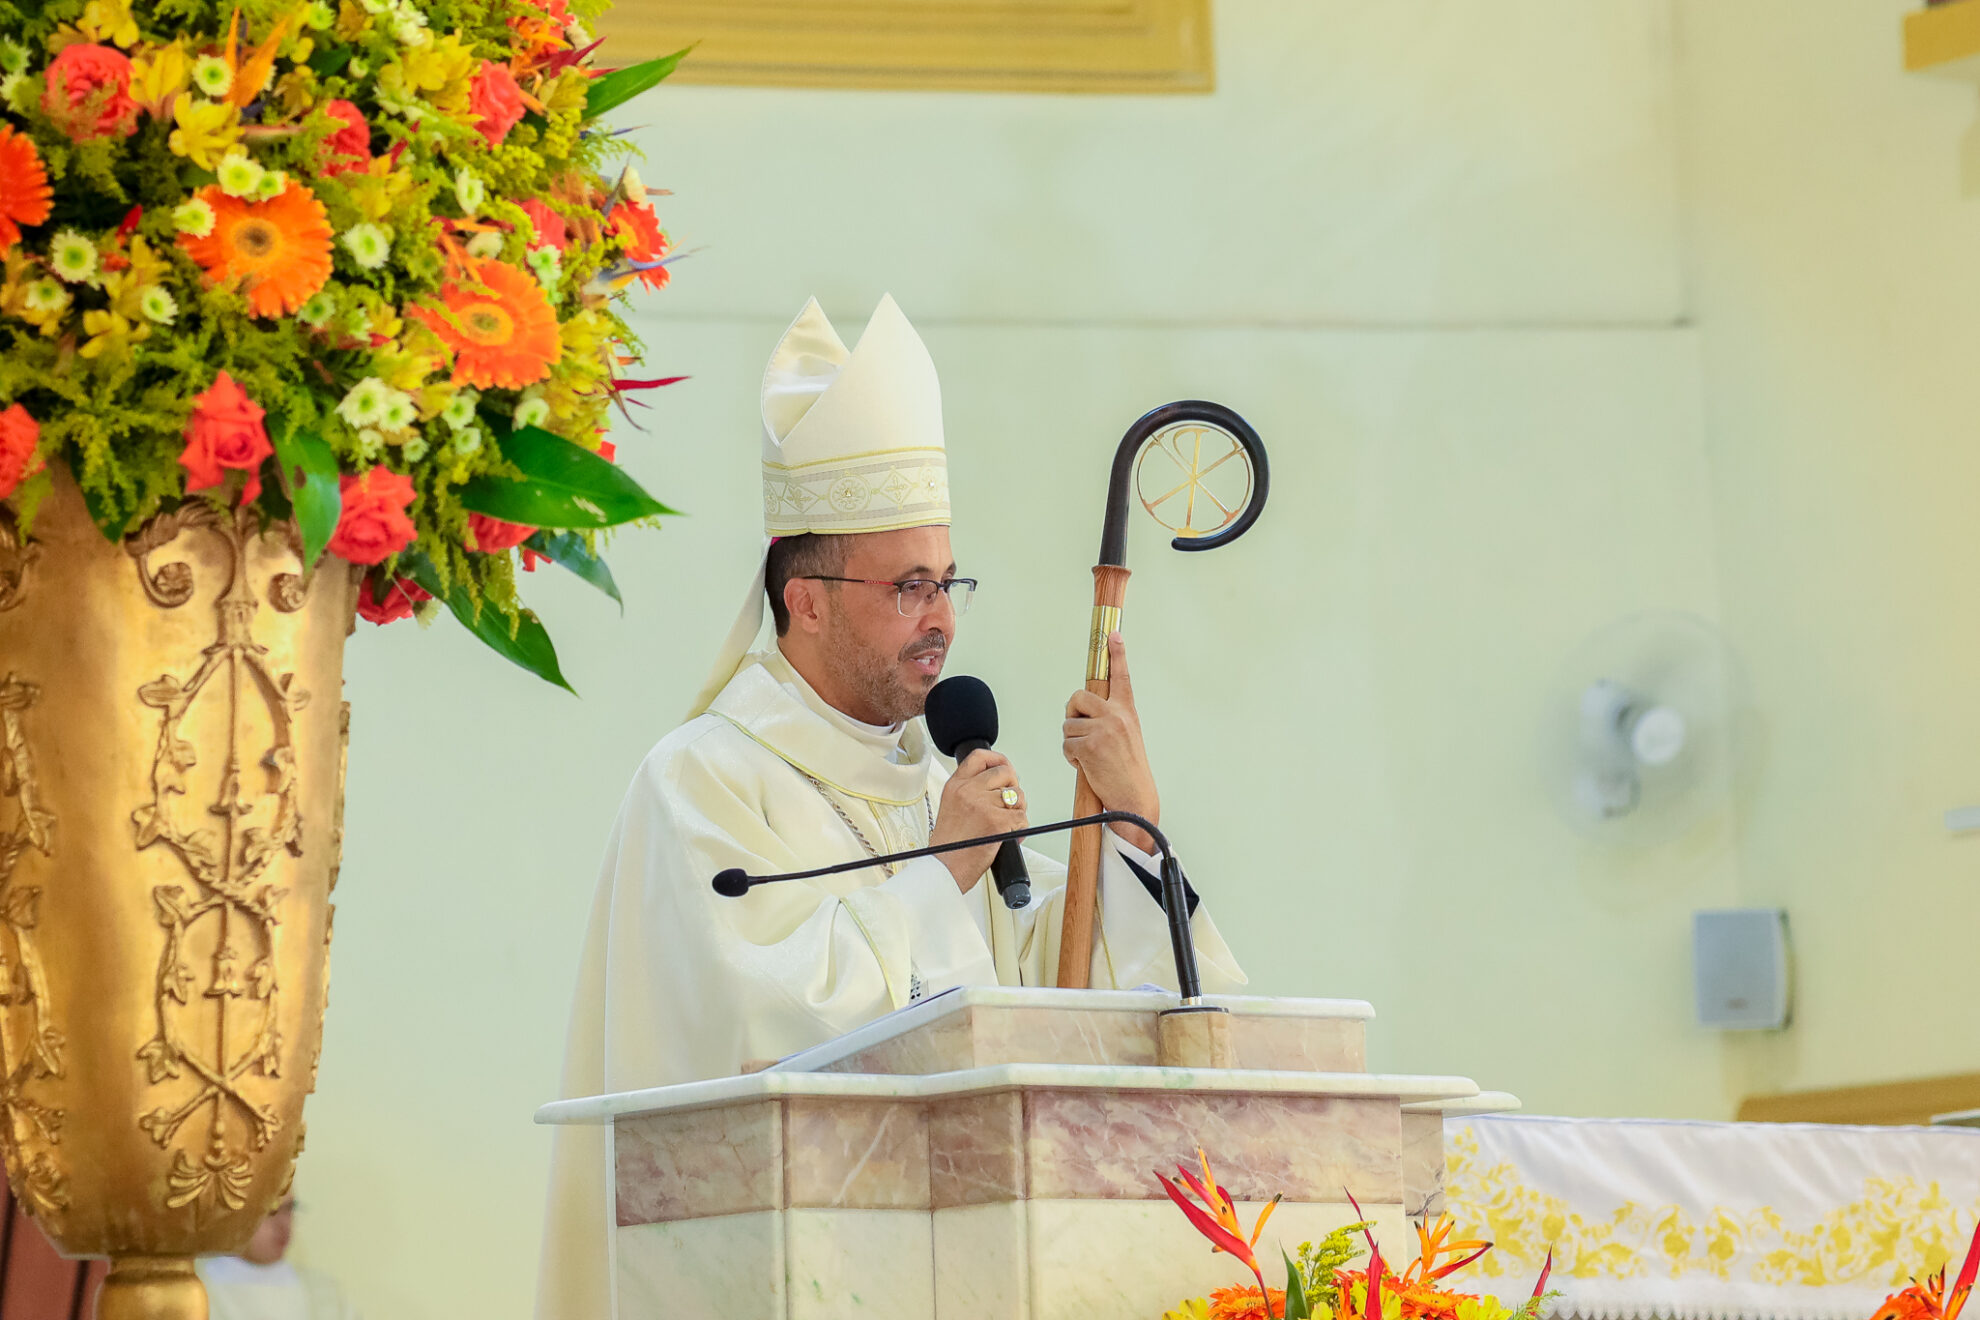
[999,788,1020,808]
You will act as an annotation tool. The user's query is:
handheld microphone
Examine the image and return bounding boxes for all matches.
[924,675,1030,910]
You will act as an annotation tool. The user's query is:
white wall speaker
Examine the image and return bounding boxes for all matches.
[1692,908,1792,1030]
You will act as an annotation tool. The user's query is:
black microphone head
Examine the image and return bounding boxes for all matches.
[711,868,752,898]
[924,674,998,759]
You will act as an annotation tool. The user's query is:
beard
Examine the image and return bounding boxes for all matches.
[825,617,948,725]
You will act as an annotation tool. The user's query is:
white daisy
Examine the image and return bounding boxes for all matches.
[305,2,336,29]
[172,198,217,237]
[139,287,179,325]
[191,55,233,98]
[465,230,502,260]
[401,435,429,462]
[48,230,98,284]
[452,425,484,457]
[512,395,550,430]
[342,223,392,270]
[336,378,392,429]
[298,290,337,329]
[216,153,266,200]
[453,167,485,217]
[22,279,69,314]
[0,37,29,75]
[379,390,418,432]
[251,170,288,203]
[356,427,387,460]
[442,389,479,431]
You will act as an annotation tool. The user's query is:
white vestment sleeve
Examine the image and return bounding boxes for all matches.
[985,832,1248,993]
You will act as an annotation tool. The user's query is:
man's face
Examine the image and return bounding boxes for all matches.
[815,525,958,724]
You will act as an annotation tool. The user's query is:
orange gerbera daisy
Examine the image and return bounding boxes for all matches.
[1208,1285,1287,1319]
[0,126,52,254]
[411,259,562,390]
[179,182,332,318]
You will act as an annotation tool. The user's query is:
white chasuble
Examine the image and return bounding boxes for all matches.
[535,648,1244,1320]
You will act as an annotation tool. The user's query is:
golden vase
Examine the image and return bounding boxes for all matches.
[0,468,359,1319]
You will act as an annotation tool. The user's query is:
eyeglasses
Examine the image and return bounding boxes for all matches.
[799,576,977,618]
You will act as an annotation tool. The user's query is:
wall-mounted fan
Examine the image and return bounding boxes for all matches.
[1541,611,1754,848]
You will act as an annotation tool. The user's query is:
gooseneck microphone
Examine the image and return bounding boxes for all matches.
[709,810,1206,1004]
[923,675,1031,910]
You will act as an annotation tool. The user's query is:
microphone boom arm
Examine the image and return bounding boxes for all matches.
[712,811,1205,1003]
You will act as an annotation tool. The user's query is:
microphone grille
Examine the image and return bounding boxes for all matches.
[924,675,997,758]
[711,868,752,898]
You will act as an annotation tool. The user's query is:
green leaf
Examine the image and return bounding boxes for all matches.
[523,530,623,610]
[1284,1250,1313,1320]
[80,481,133,541]
[308,46,353,78]
[269,418,342,567]
[404,555,575,694]
[457,425,676,529]
[584,46,693,119]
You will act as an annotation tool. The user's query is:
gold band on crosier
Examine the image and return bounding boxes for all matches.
[1087,604,1122,681]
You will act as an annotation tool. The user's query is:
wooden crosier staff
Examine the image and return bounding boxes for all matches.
[1055,401,1271,989]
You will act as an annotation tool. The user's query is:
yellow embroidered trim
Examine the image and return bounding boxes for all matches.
[763,446,947,472]
[1444,1126,1971,1288]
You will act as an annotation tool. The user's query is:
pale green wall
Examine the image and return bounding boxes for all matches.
[286,2,1796,1315]
[1678,0,1980,1104]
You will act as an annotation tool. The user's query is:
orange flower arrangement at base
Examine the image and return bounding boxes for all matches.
[1158,1150,1555,1320]
[179,182,332,318]
[0,126,51,254]
[412,259,563,390]
[1869,1218,1980,1320]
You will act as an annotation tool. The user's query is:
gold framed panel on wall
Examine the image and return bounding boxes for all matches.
[593,0,1215,94]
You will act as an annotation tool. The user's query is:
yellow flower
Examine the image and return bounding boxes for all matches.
[129,40,190,116]
[78,308,149,363]
[339,161,413,225]
[379,33,475,113]
[272,67,319,118]
[79,0,140,48]
[1164,1302,1213,1320]
[169,97,243,170]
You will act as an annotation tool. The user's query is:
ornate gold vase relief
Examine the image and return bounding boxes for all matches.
[0,469,358,1320]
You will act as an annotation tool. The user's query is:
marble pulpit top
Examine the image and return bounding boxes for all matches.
[535,1062,1484,1126]
[533,988,1507,1128]
[765,986,1376,1076]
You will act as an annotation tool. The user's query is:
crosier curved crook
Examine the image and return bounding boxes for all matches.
[1056,401,1269,989]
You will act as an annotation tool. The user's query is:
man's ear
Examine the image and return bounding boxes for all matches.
[784,576,827,634]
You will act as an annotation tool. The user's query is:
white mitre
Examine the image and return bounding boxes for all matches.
[686,294,951,718]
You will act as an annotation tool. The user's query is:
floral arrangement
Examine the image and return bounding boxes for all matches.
[1158,1149,1557,1320]
[1869,1219,1980,1320]
[0,0,688,686]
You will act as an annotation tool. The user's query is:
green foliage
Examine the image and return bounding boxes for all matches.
[524,527,620,608]
[458,422,676,528]
[584,45,692,119]
[1294,1222,1372,1317]
[0,0,687,682]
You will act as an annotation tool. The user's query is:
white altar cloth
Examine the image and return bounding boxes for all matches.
[1445,1114,1980,1320]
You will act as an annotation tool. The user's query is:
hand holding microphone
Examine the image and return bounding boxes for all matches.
[925,676,1032,909]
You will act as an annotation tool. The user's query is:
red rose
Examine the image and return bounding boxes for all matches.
[468,62,527,146]
[518,199,568,253]
[609,200,670,289]
[328,468,417,565]
[466,513,536,554]
[321,100,373,175]
[42,44,137,143]
[356,575,431,625]
[179,372,273,504]
[0,405,41,500]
